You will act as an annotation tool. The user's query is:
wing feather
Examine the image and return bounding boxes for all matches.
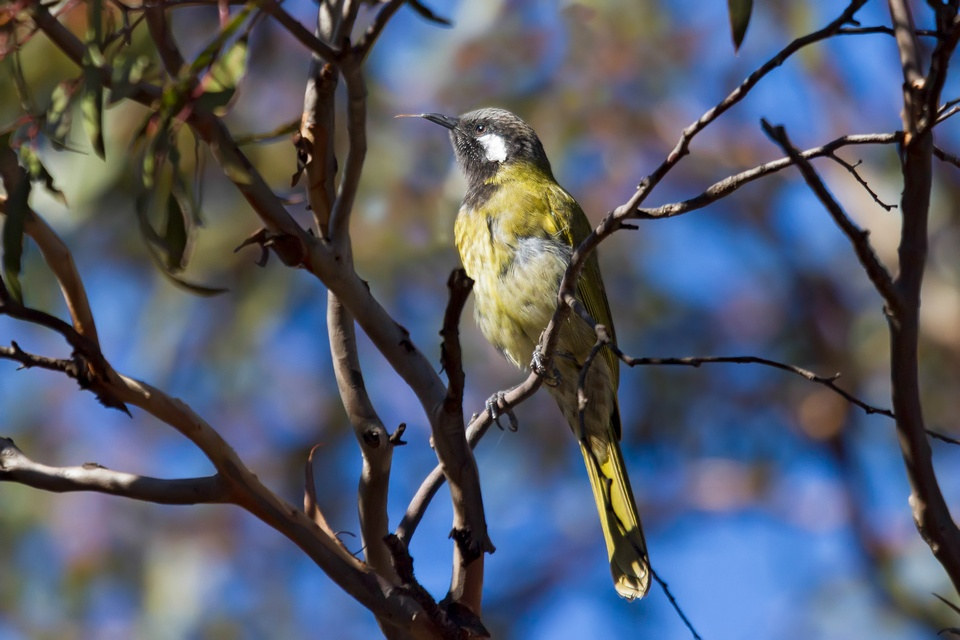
[546,184,620,390]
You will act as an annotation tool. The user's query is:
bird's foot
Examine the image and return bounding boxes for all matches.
[485,391,519,432]
[531,345,561,387]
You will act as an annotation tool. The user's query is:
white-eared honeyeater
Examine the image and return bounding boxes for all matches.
[416,107,650,600]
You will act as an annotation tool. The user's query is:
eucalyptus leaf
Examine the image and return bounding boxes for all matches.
[727,0,753,52]
[18,146,66,205]
[81,47,106,159]
[46,81,76,148]
[197,35,248,116]
[2,172,30,304]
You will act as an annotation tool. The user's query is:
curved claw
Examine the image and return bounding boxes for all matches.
[531,345,561,388]
[485,391,519,432]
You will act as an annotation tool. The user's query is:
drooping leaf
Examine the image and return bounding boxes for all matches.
[196,35,248,116]
[81,46,106,159]
[156,270,228,296]
[163,190,189,272]
[727,0,753,52]
[141,122,172,189]
[220,148,254,185]
[18,145,66,204]
[8,51,36,113]
[134,182,225,297]
[87,0,103,47]
[187,4,254,77]
[45,81,77,149]
[109,54,151,104]
[1,166,30,305]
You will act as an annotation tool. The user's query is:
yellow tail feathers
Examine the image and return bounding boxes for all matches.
[579,436,650,600]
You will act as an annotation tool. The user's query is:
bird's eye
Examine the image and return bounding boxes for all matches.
[474,124,486,134]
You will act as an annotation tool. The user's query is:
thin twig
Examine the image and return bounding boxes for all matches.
[355,0,405,60]
[255,0,339,61]
[0,341,80,376]
[0,437,228,504]
[396,370,541,545]
[886,0,960,596]
[826,153,897,211]
[650,567,702,640]
[629,0,869,211]
[761,120,902,313]
[934,145,960,168]
[535,1,872,400]
[928,430,960,446]
[636,133,901,220]
[437,268,488,613]
[618,352,894,418]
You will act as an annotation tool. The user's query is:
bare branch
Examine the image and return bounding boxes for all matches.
[299,59,339,234]
[617,352,894,419]
[328,55,367,240]
[527,1,873,398]
[0,341,82,376]
[396,371,540,545]
[628,0,869,211]
[0,437,227,504]
[356,0,404,60]
[144,0,185,76]
[826,154,897,212]
[650,567,703,640]
[437,268,487,615]
[886,0,960,595]
[928,429,960,447]
[934,144,960,167]
[636,133,901,219]
[255,0,339,61]
[761,120,902,313]
[327,294,399,582]
[888,0,925,141]
[0,195,101,347]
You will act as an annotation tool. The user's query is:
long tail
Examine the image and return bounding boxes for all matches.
[578,407,650,600]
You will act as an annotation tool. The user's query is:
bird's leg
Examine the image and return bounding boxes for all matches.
[531,344,561,387]
[485,389,520,431]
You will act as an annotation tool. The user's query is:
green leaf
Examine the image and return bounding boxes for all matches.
[157,270,228,297]
[197,35,248,116]
[2,170,30,305]
[8,51,36,113]
[163,191,189,272]
[727,0,753,52]
[141,123,171,189]
[45,81,76,149]
[81,46,106,159]
[87,0,103,47]
[109,54,151,104]
[186,4,255,77]
[136,187,226,297]
[18,145,66,205]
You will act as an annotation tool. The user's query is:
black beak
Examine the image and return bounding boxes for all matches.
[420,113,459,130]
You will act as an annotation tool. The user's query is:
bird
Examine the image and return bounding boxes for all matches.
[412,107,650,600]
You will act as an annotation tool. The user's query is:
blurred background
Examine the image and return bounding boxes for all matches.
[3,0,960,638]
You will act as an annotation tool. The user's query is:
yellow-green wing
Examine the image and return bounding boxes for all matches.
[546,183,620,389]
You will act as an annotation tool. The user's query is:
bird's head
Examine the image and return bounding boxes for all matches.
[408,108,552,184]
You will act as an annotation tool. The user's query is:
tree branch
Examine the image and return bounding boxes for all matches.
[885,0,960,597]
[255,0,339,62]
[628,0,869,210]
[760,120,902,313]
[0,437,228,504]
[437,268,488,616]
[396,371,540,545]
[636,132,901,220]
[530,0,872,394]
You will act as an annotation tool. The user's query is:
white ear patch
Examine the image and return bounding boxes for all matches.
[478,133,508,163]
